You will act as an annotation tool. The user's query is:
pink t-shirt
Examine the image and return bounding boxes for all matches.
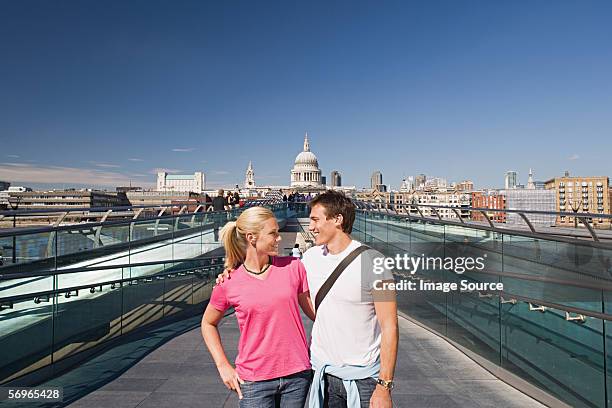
[209,256,311,381]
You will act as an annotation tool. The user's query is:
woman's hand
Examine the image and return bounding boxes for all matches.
[215,268,233,285]
[218,362,244,399]
[298,291,316,321]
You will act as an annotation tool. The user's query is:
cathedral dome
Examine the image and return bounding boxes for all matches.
[290,132,322,187]
[294,150,319,166]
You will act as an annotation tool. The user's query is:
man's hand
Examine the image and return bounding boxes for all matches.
[217,362,245,399]
[370,385,392,408]
[215,268,233,285]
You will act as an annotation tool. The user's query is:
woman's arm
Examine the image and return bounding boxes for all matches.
[201,305,244,399]
[298,291,316,321]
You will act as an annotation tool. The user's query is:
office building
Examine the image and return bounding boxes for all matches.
[503,189,556,227]
[545,174,610,227]
[471,191,506,223]
[157,171,205,194]
[505,171,518,189]
[330,171,342,187]
[5,190,129,210]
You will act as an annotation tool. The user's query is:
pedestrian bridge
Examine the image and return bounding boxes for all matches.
[1,202,611,407]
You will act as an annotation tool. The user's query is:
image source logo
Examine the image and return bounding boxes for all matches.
[361,246,502,299]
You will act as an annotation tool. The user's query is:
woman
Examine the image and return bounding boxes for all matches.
[201,207,315,407]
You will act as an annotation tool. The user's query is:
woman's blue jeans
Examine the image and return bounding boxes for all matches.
[239,369,312,408]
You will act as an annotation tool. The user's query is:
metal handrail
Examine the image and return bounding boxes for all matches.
[355,200,612,220]
[0,255,226,281]
[0,198,282,218]
[0,200,285,238]
[0,198,281,217]
[355,200,612,245]
[400,272,612,322]
[360,212,612,252]
[0,262,224,306]
[0,202,196,217]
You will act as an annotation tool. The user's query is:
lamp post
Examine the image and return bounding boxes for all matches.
[8,196,21,264]
[569,198,580,229]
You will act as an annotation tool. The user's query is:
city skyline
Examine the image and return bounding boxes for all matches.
[1,1,611,190]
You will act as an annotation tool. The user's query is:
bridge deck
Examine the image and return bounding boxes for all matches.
[66,314,545,408]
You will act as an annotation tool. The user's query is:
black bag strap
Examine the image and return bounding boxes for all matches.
[314,245,370,313]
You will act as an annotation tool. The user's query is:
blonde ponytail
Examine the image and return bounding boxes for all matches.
[220,207,275,270]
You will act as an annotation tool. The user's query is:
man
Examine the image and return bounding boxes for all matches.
[212,189,227,212]
[305,190,397,408]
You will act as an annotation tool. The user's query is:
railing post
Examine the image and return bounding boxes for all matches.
[578,216,600,242]
[94,210,113,248]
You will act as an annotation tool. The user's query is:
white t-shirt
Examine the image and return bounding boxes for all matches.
[303,240,394,366]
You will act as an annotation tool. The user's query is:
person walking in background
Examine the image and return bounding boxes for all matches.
[291,243,302,259]
[233,191,241,208]
[201,207,315,407]
[288,192,295,210]
[212,189,227,212]
[226,191,234,210]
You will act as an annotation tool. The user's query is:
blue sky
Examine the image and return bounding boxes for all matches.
[1,1,611,190]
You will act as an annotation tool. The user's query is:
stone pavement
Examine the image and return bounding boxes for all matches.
[66,313,546,408]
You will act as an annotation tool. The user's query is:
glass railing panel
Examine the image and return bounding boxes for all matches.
[356,210,612,408]
[292,202,309,218]
[55,227,97,260]
[604,292,612,408]
[175,213,196,231]
[385,215,411,258]
[121,264,166,335]
[129,218,176,264]
[200,229,222,255]
[0,235,12,267]
[98,223,130,246]
[205,212,226,237]
[173,216,210,260]
[192,212,207,229]
[500,301,605,408]
[192,262,221,305]
[156,216,176,239]
[408,220,444,256]
[443,227,503,364]
[502,235,608,315]
[60,224,132,271]
[0,274,54,384]
[56,266,123,299]
[163,265,194,317]
[391,220,448,336]
[130,218,159,242]
[353,212,366,242]
[0,230,57,268]
[52,268,123,366]
[54,225,126,270]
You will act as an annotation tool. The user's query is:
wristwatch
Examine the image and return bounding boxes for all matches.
[376,378,394,391]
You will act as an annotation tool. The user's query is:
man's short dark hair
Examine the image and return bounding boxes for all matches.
[309,190,355,233]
